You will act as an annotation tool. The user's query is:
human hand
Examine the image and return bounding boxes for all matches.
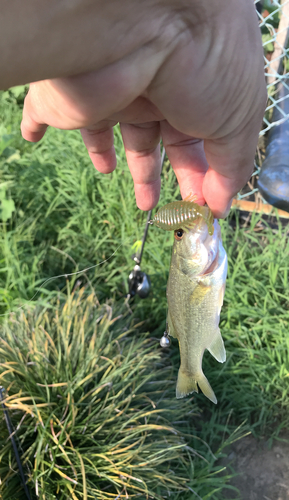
[20,0,266,218]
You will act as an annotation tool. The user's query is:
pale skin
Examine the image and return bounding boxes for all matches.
[1,0,267,218]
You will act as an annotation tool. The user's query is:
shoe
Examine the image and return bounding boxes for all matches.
[258,154,289,212]
[257,79,289,212]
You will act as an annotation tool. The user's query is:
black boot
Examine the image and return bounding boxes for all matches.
[258,80,289,212]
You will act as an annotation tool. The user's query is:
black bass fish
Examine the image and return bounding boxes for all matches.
[153,197,227,404]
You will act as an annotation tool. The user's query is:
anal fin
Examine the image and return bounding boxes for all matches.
[208,330,226,363]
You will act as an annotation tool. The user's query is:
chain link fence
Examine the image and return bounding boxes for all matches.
[258,0,289,134]
[236,1,289,206]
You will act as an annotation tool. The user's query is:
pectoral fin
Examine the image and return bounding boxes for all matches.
[208,330,226,363]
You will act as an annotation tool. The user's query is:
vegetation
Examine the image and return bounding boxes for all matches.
[1,290,236,500]
[1,87,289,498]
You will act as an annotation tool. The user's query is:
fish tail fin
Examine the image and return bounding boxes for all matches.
[197,372,217,404]
[176,369,217,404]
[176,369,199,399]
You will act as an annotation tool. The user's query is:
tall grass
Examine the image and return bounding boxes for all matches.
[0,288,236,500]
[0,92,176,315]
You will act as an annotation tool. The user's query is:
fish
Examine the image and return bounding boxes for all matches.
[154,196,227,404]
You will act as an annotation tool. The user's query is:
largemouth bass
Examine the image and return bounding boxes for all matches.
[154,198,227,404]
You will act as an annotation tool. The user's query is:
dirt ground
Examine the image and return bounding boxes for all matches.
[221,434,289,500]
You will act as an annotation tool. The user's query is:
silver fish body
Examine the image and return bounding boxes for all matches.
[166,219,227,404]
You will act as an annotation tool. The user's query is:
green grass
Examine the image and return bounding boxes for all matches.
[0,288,237,500]
[216,213,289,434]
[0,89,176,319]
[1,87,289,498]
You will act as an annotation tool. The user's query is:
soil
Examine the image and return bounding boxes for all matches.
[221,434,289,500]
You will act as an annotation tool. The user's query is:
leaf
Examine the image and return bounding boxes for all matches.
[0,197,15,221]
[8,85,27,98]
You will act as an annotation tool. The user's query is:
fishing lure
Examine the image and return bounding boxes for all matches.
[151,194,214,236]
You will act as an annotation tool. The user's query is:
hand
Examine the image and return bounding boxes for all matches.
[20,0,267,218]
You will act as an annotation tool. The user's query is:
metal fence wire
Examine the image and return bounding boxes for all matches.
[238,1,289,203]
[258,0,289,133]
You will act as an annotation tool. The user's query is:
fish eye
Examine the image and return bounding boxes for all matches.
[174,229,184,241]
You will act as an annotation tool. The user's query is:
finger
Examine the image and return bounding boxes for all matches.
[80,126,116,174]
[160,121,208,205]
[120,122,161,210]
[147,0,266,218]
[21,91,48,142]
[202,168,238,219]
[202,130,258,218]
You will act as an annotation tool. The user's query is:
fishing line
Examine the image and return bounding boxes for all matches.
[1,148,166,317]
[0,236,137,318]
